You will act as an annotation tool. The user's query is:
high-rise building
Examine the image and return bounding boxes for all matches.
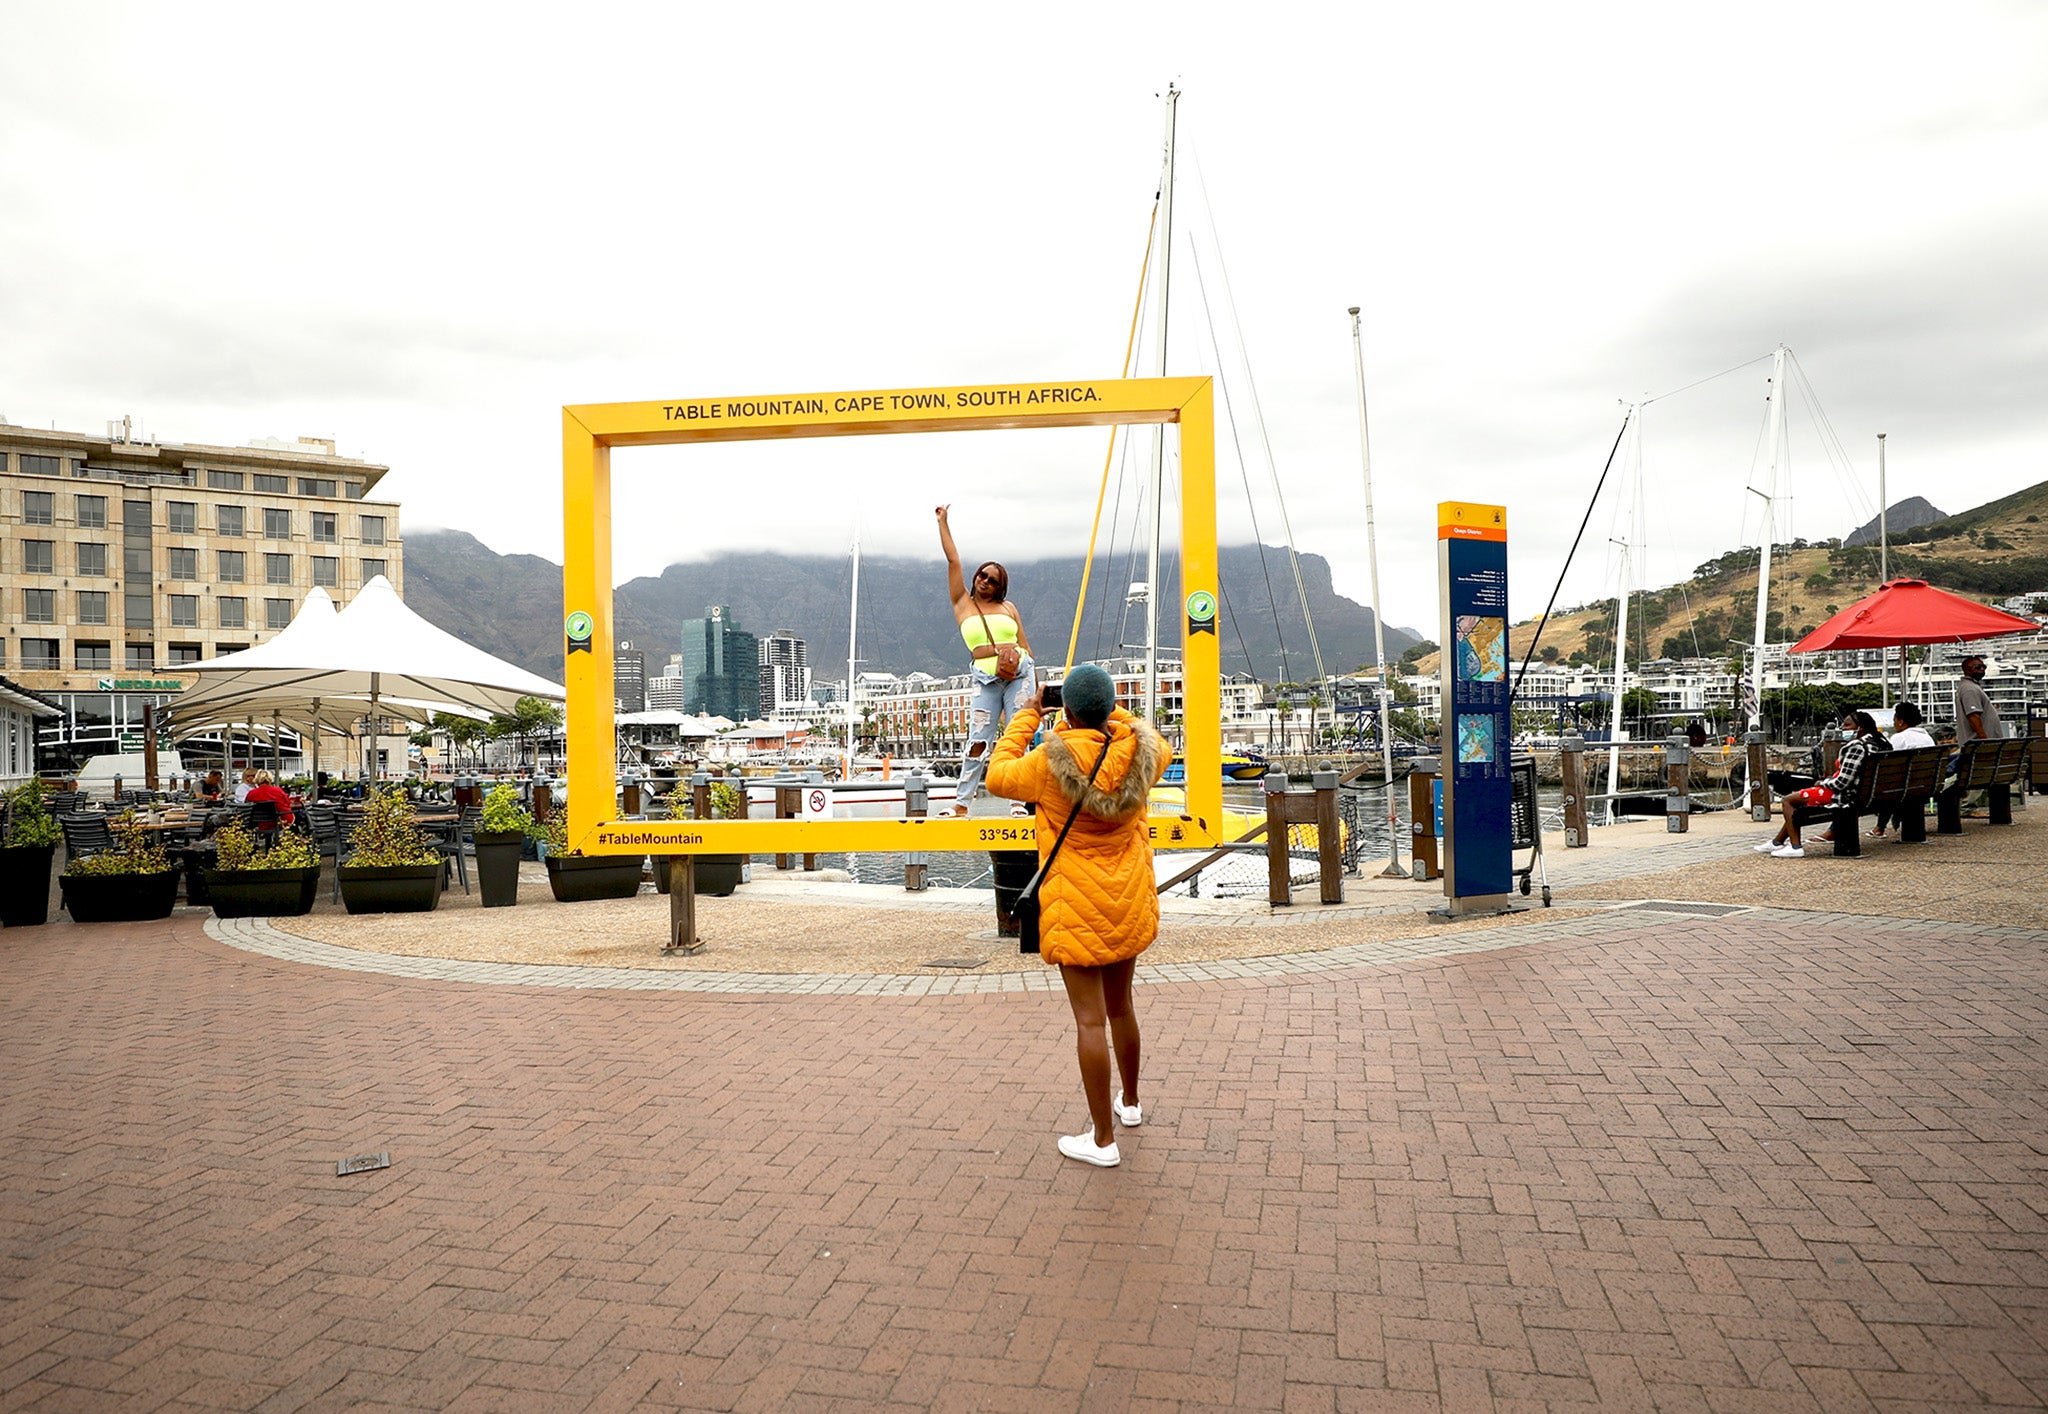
[1,419,400,769]
[614,641,646,713]
[678,605,760,720]
[758,629,809,714]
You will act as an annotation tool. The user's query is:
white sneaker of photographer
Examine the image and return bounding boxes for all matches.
[1114,1092,1142,1127]
[1057,1131,1120,1167]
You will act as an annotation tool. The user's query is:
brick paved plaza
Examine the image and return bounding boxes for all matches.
[5,898,2048,1411]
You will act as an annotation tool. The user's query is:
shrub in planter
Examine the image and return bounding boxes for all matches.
[651,779,746,898]
[202,821,321,919]
[1,779,62,927]
[538,808,643,903]
[59,811,180,923]
[338,788,445,914]
[474,784,534,909]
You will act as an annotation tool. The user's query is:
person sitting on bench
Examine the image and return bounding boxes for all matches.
[1757,710,1885,859]
[1868,701,1935,840]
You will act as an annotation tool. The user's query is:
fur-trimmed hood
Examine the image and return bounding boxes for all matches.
[1039,707,1168,824]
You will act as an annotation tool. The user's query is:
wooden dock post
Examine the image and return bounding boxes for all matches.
[1664,733,1691,833]
[663,856,701,955]
[1746,730,1770,821]
[621,775,641,817]
[774,784,798,870]
[1407,758,1440,879]
[1560,733,1589,848]
[1264,772,1344,905]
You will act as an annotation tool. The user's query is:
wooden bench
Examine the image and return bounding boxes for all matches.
[1936,737,2031,833]
[1791,745,1945,857]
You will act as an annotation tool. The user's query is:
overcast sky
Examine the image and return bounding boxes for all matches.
[4,2,2044,641]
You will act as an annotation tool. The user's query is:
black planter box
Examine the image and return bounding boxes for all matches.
[474,831,524,908]
[0,844,57,927]
[545,853,644,903]
[204,865,321,919]
[652,854,745,897]
[338,863,445,914]
[59,869,181,924]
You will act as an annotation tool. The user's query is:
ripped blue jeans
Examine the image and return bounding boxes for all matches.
[955,654,1037,805]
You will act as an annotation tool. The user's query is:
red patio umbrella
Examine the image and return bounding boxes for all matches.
[1789,578,2039,653]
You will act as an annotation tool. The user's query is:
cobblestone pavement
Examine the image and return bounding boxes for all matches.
[5,904,2048,1411]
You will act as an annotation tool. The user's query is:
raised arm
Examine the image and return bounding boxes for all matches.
[936,505,966,604]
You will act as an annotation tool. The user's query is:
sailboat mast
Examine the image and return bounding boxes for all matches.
[845,530,860,778]
[1604,410,1640,823]
[1746,344,1787,729]
[1143,82,1178,721]
[1347,306,1406,877]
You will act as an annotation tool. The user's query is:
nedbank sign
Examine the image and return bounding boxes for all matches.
[96,679,184,693]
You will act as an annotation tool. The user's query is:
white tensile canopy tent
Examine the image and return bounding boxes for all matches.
[165,578,564,781]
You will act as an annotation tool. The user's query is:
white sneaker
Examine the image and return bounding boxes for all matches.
[1057,1131,1120,1167]
[1114,1092,1142,1127]
[1752,841,1780,853]
[1771,844,1805,858]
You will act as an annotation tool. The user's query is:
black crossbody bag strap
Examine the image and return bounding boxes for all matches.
[1020,728,1113,906]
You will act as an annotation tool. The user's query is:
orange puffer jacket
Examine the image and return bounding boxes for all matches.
[984,705,1171,968]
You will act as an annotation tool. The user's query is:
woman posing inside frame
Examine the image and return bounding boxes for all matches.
[936,504,1037,816]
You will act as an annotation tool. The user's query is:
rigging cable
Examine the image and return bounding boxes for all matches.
[1192,155,1327,683]
[1065,201,1158,672]
[1508,407,1634,711]
[1187,237,1291,682]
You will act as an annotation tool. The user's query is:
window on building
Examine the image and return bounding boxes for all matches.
[216,504,244,536]
[76,641,112,671]
[167,501,197,534]
[219,597,247,629]
[168,547,198,580]
[21,454,59,477]
[265,553,292,585]
[218,549,245,582]
[125,643,154,671]
[23,540,54,574]
[170,594,198,627]
[168,643,202,665]
[361,557,387,582]
[311,511,337,542]
[344,481,366,499]
[254,474,288,493]
[312,556,338,588]
[298,478,337,497]
[265,598,292,630]
[76,494,106,528]
[22,490,53,524]
[23,588,55,622]
[77,542,108,577]
[21,639,58,670]
[264,508,290,539]
[214,642,247,656]
[78,590,109,625]
[359,515,386,545]
[207,470,244,490]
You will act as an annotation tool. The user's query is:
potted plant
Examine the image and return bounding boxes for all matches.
[58,811,181,923]
[201,820,321,919]
[652,780,746,899]
[539,808,644,903]
[337,788,445,914]
[474,784,532,909]
[1,779,62,927]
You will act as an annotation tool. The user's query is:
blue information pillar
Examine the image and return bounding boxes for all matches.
[1436,501,1515,913]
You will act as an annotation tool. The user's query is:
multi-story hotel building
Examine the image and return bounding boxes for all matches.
[0,420,402,768]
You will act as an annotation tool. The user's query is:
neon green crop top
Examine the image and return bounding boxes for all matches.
[960,612,1021,651]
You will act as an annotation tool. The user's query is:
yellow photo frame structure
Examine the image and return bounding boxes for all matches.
[561,375,1223,858]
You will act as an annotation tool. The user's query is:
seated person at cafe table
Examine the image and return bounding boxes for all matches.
[245,770,295,826]
[1755,710,1887,859]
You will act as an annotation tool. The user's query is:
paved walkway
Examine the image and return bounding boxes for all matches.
[6,900,2048,1411]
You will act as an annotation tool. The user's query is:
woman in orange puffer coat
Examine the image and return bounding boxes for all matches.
[986,664,1171,1168]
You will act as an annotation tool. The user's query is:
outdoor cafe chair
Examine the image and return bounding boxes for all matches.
[59,814,114,865]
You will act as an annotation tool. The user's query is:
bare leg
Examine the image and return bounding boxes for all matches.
[1101,957,1140,1107]
[1059,964,1114,1146]
[1778,796,1800,848]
